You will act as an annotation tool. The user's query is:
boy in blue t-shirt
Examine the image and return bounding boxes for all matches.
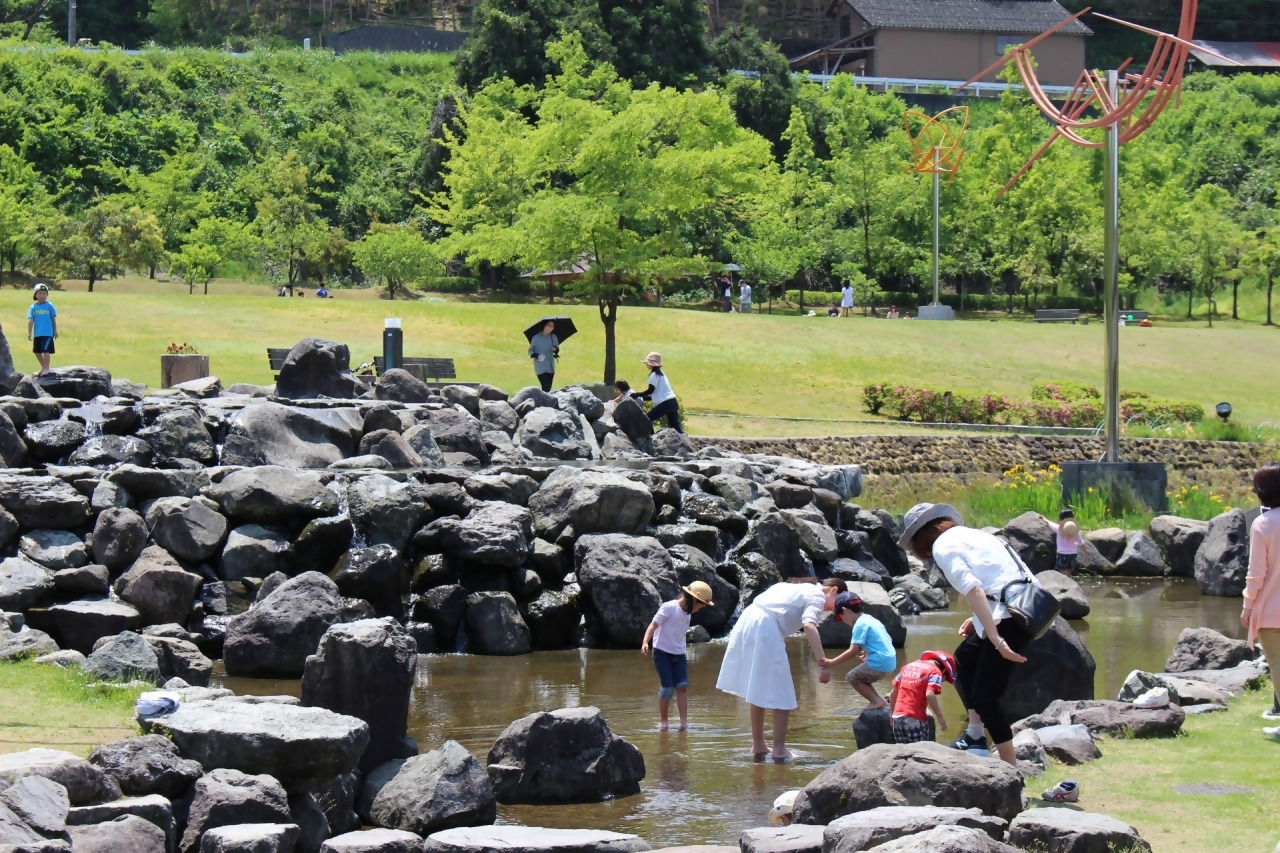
[822,592,896,711]
[27,284,58,376]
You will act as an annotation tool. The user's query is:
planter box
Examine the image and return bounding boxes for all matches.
[160,354,210,389]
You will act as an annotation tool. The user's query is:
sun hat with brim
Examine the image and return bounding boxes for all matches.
[643,352,663,368]
[897,502,964,549]
[682,580,713,605]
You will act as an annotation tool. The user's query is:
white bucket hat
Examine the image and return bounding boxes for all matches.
[897,502,964,548]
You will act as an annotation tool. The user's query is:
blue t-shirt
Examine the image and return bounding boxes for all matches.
[28,302,56,338]
[851,614,896,672]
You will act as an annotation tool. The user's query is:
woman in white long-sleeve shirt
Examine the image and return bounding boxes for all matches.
[633,351,682,433]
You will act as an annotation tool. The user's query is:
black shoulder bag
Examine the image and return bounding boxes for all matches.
[991,544,1061,640]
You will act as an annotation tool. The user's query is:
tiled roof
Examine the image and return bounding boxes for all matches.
[843,0,1092,36]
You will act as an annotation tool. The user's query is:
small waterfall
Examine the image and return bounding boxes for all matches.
[326,475,365,548]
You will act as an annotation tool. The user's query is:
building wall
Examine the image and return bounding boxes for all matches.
[870,29,1085,86]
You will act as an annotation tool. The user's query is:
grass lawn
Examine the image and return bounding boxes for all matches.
[1034,686,1280,852]
[0,661,142,757]
[3,277,1280,435]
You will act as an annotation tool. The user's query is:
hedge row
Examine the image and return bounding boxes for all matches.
[782,290,1100,313]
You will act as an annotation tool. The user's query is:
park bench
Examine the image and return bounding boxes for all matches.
[1120,309,1150,322]
[1034,308,1081,324]
[373,356,461,385]
[266,347,377,384]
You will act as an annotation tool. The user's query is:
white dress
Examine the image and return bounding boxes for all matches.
[716,583,826,710]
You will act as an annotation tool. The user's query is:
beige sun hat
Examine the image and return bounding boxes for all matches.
[897,502,964,548]
[643,352,663,368]
[682,580,713,605]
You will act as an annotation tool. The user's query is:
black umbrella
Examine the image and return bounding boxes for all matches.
[523,316,578,342]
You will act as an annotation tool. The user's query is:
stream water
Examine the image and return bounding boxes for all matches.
[216,577,1246,847]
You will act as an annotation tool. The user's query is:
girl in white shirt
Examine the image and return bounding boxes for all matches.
[634,351,682,433]
[641,581,714,731]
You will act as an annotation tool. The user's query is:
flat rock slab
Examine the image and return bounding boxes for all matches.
[1168,661,1268,695]
[739,824,824,853]
[1181,703,1228,714]
[321,828,425,852]
[1009,807,1151,853]
[822,805,1007,853]
[421,825,652,852]
[140,700,368,791]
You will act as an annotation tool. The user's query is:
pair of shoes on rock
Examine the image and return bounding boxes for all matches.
[1042,780,1080,802]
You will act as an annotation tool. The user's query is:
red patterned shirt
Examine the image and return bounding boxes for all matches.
[892,660,944,721]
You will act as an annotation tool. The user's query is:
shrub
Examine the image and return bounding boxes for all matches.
[1030,382,1100,404]
[1120,397,1205,425]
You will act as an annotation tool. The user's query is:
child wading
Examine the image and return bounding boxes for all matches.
[889,650,956,743]
[1043,509,1085,576]
[641,581,714,731]
[822,592,896,711]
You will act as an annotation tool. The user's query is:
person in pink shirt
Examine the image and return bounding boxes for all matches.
[1242,463,1280,728]
[641,581,714,731]
[1040,508,1085,576]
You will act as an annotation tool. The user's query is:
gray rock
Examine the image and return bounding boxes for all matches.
[516,407,592,461]
[522,585,583,651]
[486,706,644,804]
[464,591,531,655]
[142,702,369,792]
[478,400,518,436]
[1003,616,1096,721]
[312,772,360,839]
[1117,670,1233,706]
[34,366,112,401]
[1114,532,1166,577]
[434,502,533,569]
[1000,512,1057,574]
[402,424,446,467]
[53,563,109,597]
[791,742,1023,824]
[375,369,432,404]
[0,505,17,552]
[422,408,488,463]
[730,513,805,580]
[328,454,393,471]
[609,398,652,444]
[0,626,59,661]
[18,530,87,570]
[174,375,222,398]
[331,545,406,621]
[225,403,362,468]
[0,557,54,611]
[1171,660,1269,693]
[147,497,229,562]
[1148,515,1208,578]
[146,635,214,687]
[420,825,651,853]
[208,467,339,525]
[107,464,211,500]
[85,630,161,684]
[137,408,216,464]
[574,534,678,648]
[220,524,294,582]
[889,573,949,613]
[89,734,203,799]
[463,473,539,507]
[0,774,69,836]
[0,474,90,529]
[114,546,203,625]
[0,409,28,468]
[179,768,293,853]
[90,507,149,571]
[1037,699,1186,739]
[1012,728,1048,771]
[846,824,1018,853]
[345,475,426,553]
[821,805,1008,853]
[223,572,344,677]
[47,599,142,655]
[739,824,823,852]
[320,828,425,852]
[681,492,749,537]
[276,339,367,400]
[302,618,418,772]
[1165,627,1258,672]
[816,582,905,649]
[1008,808,1151,853]
[23,418,87,462]
[1194,509,1249,596]
[650,429,695,459]
[65,794,175,850]
[1034,724,1102,765]
[1084,527,1127,563]
[779,510,838,563]
[851,707,897,750]
[529,471,654,542]
[199,823,301,853]
[69,813,166,853]
[294,516,356,576]
[365,741,495,835]
[33,649,87,668]
[358,429,422,469]
[0,748,120,806]
[1035,569,1090,619]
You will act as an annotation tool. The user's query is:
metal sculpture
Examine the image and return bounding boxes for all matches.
[905,107,969,312]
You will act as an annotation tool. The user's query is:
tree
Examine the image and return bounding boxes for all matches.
[350,223,441,300]
[28,201,163,291]
[173,217,258,295]
[596,0,714,88]
[255,152,327,294]
[116,151,211,275]
[1185,184,1236,327]
[454,0,609,92]
[709,24,796,150]
[437,38,772,382]
[1244,226,1280,326]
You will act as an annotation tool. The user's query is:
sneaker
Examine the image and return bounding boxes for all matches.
[1131,687,1169,709]
[1261,707,1280,721]
[951,731,992,752]
[1264,726,1280,738]
[1042,780,1080,803]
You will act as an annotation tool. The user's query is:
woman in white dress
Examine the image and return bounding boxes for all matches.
[716,577,847,761]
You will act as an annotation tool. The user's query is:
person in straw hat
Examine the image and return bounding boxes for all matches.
[633,351,682,433]
[1038,508,1085,577]
[642,580,715,731]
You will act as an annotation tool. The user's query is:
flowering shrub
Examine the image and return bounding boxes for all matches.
[1015,399,1103,428]
[164,342,199,354]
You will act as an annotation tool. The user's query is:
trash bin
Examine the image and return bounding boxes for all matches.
[383,318,403,371]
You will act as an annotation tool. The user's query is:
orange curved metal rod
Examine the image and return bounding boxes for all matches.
[953,7,1091,94]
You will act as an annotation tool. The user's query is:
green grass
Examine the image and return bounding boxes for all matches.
[0,661,143,757]
[1034,686,1280,853]
[4,280,1280,436]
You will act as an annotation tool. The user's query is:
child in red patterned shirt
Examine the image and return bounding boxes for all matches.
[888,650,956,744]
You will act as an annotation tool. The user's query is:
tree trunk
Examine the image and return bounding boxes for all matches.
[1186,285,1192,319]
[1232,279,1239,319]
[1267,275,1275,326]
[1207,296,1215,328]
[150,265,156,280]
[599,295,618,385]
[204,279,210,296]
[87,265,97,293]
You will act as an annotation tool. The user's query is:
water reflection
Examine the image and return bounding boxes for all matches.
[217,578,1243,847]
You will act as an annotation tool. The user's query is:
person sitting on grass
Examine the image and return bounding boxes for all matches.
[822,592,896,712]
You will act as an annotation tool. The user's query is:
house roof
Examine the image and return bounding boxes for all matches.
[842,0,1092,36]
[1191,40,1280,68]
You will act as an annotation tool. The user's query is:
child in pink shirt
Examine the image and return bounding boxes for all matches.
[1242,464,1280,727]
[1042,508,1085,576]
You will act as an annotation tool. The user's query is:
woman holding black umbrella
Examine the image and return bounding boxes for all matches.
[527,320,560,392]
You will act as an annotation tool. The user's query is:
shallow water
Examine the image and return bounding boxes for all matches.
[217,577,1245,847]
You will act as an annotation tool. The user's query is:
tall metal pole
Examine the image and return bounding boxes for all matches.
[932,144,941,305]
[68,0,77,46]
[1103,70,1121,464]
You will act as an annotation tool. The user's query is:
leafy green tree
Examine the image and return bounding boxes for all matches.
[455,0,609,92]
[172,242,221,296]
[709,24,796,150]
[114,151,211,276]
[1184,184,1236,327]
[173,217,258,295]
[1244,226,1280,326]
[597,0,713,88]
[254,152,327,294]
[0,0,55,40]
[28,201,163,291]
[350,223,440,300]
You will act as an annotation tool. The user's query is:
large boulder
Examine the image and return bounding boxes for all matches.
[220,524,293,582]
[1003,616,1096,721]
[0,748,121,806]
[113,546,203,626]
[24,418,87,461]
[345,475,427,553]
[1035,699,1185,739]
[0,773,70,838]
[224,403,363,468]
[574,534,679,648]
[136,407,216,464]
[358,429,422,469]
[331,545,406,620]
[1117,670,1234,706]
[1113,532,1166,577]
[464,591,532,655]
[1148,515,1208,578]
[223,572,345,677]
[516,407,593,461]
[91,507,149,572]
[486,707,644,804]
[1008,808,1151,853]
[791,742,1023,825]
[1035,569,1090,619]
[0,626,59,660]
[199,823,301,853]
[731,512,806,580]
[106,464,210,500]
[0,474,91,528]
[848,824,1018,853]
[0,556,54,612]
[302,618,418,772]
[1032,723,1102,765]
[68,813,167,853]
[18,529,87,570]
[375,369,432,404]
[88,735,203,799]
[1165,627,1258,672]
[422,408,488,464]
[208,467,339,526]
[84,631,162,684]
[1194,509,1249,596]
[142,702,369,792]
[421,826,652,853]
[433,501,533,569]
[33,366,112,401]
[609,398,653,444]
[364,741,496,835]
[178,768,292,853]
[321,828,425,852]
[822,806,1008,853]
[276,339,367,400]
[70,434,153,468]
[47,599,142,655]
[528,471,655,542]
[146,498,229,563]
[1001,512,1058,574]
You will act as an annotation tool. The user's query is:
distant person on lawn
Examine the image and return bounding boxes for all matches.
[739,281,752,314]
[840,283,855,317]
[27,284,57,377]
[527,320,560,392]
